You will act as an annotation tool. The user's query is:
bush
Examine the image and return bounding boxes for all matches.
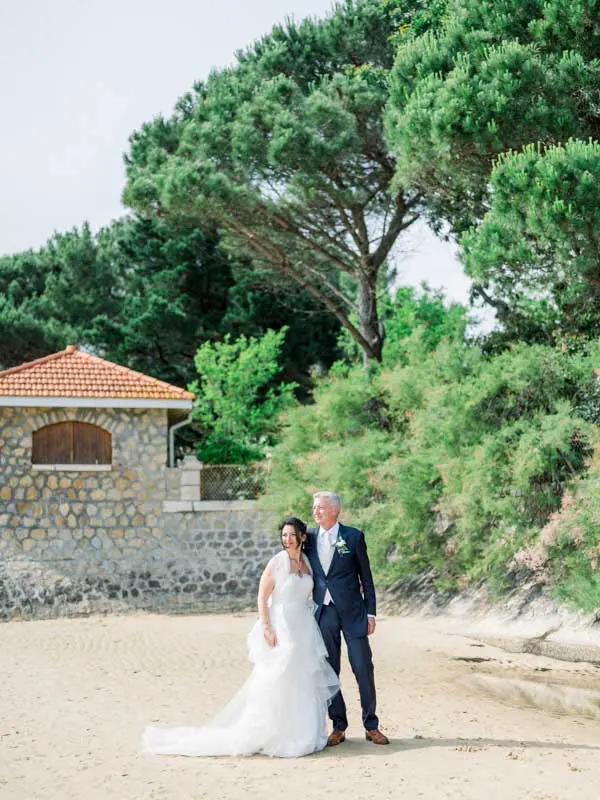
[190,328,296,464]
[542,453,600,612]
[261,333,600,601]
[337,284,469,368]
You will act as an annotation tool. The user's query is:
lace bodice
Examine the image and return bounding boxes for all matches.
[268,550,313,608]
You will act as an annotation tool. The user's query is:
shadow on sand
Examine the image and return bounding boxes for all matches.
[313,735,600,757]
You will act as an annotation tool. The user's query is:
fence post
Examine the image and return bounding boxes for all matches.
[179,456,202,502]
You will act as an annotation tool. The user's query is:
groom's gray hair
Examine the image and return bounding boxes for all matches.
[313,491,341,509]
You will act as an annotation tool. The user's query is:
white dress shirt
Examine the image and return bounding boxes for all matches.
[317,521,339,605]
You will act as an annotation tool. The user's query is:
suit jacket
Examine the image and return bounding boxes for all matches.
[305,523,376,638]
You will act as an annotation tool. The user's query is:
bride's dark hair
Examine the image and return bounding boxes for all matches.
[279,516,307,549]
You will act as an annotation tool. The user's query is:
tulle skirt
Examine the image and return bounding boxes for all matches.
[143,600,339,758]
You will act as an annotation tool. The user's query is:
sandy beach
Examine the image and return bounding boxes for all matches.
[1,612,599,800]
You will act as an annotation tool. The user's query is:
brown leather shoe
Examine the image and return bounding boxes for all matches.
[365,728,390,745]
[327,730,346,747]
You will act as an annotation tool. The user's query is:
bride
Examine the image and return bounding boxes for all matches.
[143,516,340,758]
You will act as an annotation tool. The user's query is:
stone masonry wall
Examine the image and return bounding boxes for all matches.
[0,406,278,620]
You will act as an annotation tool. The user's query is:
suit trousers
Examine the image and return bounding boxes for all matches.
[318,603,379,731]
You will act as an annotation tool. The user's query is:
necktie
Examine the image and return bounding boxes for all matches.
[318,530,335,574]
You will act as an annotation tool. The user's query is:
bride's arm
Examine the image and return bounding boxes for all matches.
[257,563,277,647]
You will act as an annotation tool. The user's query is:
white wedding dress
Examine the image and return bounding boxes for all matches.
[143,551,339,758]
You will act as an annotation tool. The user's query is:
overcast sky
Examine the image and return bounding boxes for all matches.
[0,0,478,314]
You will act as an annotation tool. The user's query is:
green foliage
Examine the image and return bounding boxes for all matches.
[0,296,71,369]
[220,263,341,399]
[0,216,340,388]
[0,223,111,368]
[385,0,600,341]
[123,0,430,362]
[540,456,600,612]
[261,362,397,560]
[386,0,600,231]
[190,328,296,463]
[87,217,236,388]
[262,333,599,597]
[382,285,468,366]
[462,140,600,341]
[338,283,469,367]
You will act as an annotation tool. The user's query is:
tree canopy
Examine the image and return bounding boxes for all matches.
[0,216,341,387]
[461,140,600,342]
[385,0,600,339]
[123,0,441,362]
[386,0,600,232]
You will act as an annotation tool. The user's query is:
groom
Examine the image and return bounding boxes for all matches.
[305,491,389,746]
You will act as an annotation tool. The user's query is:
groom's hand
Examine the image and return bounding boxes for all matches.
[367,616,376,635]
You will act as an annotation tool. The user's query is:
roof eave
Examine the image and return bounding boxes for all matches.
[0,396,194,410]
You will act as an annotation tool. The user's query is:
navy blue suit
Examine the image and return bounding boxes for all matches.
[305,523,379,732]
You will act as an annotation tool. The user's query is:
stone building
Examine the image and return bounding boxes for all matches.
[0,346,276,620]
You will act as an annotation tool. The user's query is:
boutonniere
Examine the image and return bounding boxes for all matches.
[334,537,350,555]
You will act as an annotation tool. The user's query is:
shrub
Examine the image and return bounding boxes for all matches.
[261,332,600,601]
[190,328,296,463]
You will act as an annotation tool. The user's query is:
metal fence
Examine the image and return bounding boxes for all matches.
[198,463,268,501]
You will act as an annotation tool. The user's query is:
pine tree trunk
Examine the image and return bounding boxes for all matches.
[357,274,383,364]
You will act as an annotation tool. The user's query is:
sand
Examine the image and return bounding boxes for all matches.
[1,612,599,800]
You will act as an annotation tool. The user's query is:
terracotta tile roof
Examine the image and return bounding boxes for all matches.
[0,346,195,402]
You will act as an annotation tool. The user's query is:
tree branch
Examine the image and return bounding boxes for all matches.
[350,206,370,257]
[271,212,358,276]
[472,283,510,319]
[370,193,410,270]
[285,204,359,263]
[227,220,376,358]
